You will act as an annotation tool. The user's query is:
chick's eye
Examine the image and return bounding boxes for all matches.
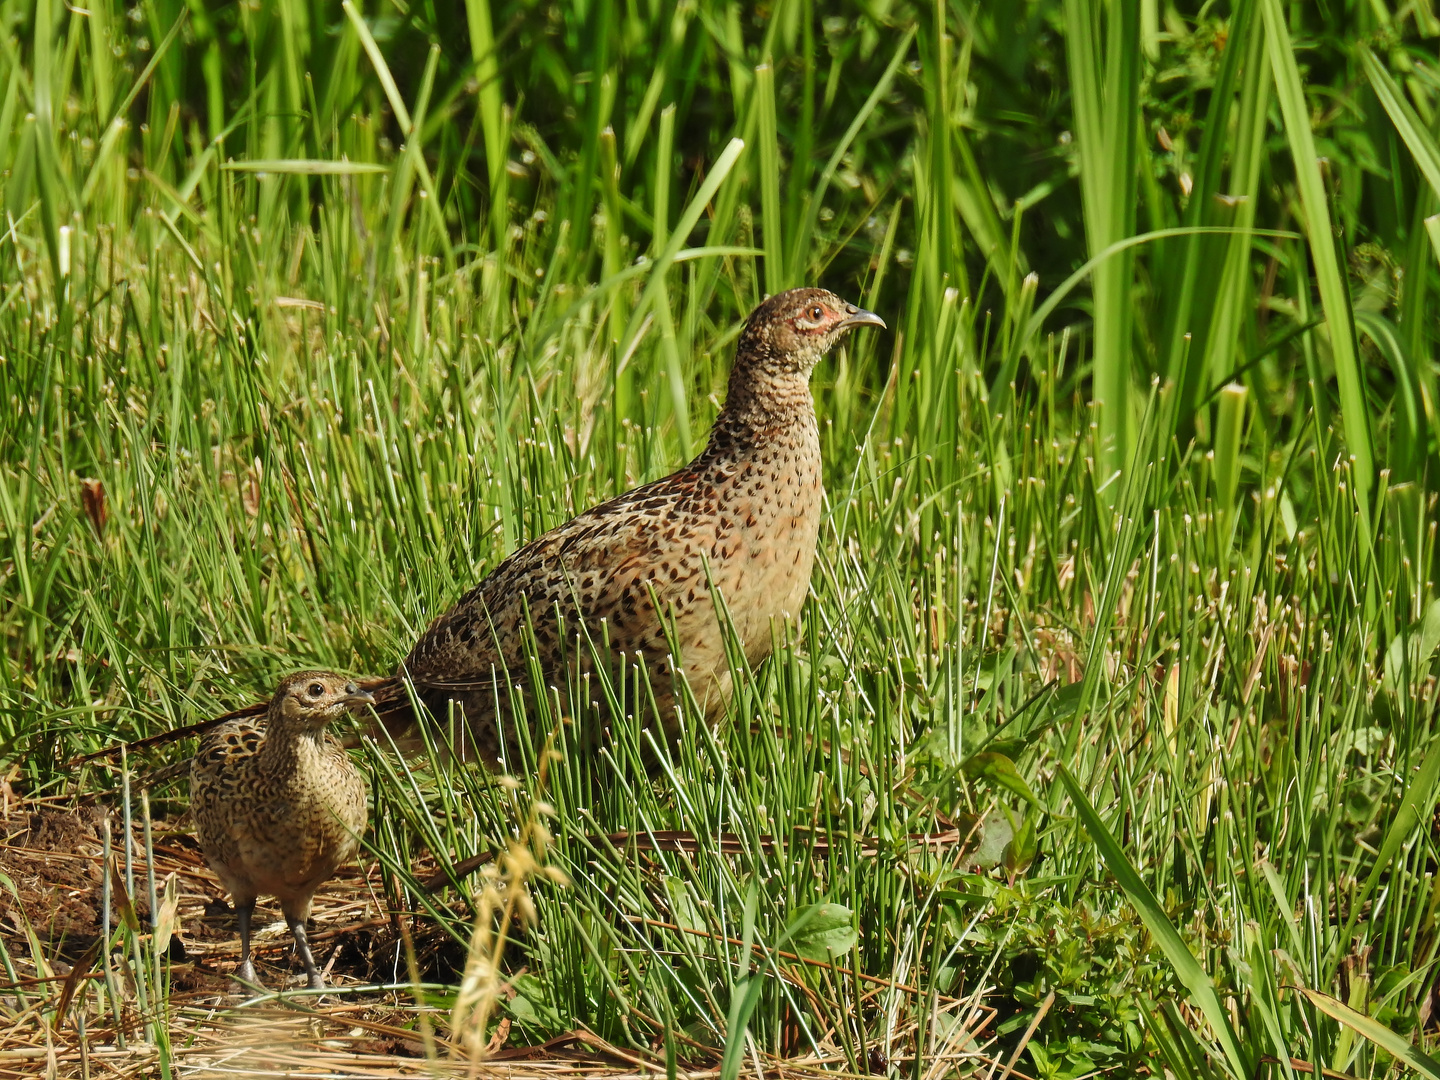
[809,304,824,321]
[308,683,324,697]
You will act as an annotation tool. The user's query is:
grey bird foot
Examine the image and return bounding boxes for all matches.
[234,958,260,987]
[287,917,327,991]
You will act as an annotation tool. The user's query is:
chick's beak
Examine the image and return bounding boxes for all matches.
[344,682,376,706]
[836,307,886,332]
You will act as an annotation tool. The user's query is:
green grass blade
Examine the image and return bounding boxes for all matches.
[343,1,412,131]
[1213,382,1247,549]
[621,137,746,355]
[1361,49,1440,202]
[754,62,785,294]
[220,160,390,174]
[789,26,915,282]
[1064,0,1140,484]
[462,0,508,242]
[1024,226,1299,343]
[1261,0,1372,525]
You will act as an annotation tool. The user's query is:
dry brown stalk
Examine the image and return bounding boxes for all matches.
[450,733,571,1068]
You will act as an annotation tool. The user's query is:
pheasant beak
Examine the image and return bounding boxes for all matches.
[836,307,886,332]
[343,683,376,707]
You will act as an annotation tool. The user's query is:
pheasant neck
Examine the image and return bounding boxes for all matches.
[708,364,817,452]
[259,719,330,770]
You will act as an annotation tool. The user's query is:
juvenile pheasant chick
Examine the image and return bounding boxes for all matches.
[190,672,371,988]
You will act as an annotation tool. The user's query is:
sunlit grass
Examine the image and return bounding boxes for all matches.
[3,0,1440,1075]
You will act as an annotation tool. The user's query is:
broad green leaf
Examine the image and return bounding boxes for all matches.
[786,903,857,963]
[1003,808,1039,875]
[964,752,1042,808]
[1382,599,1440,691]
[508,973,567,1038]
[970,807,1015,870]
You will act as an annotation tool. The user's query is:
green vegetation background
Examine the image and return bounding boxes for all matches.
[4,0,1440,1073]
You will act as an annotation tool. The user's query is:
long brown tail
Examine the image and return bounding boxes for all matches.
[68,698,270,767]
[69,674,418,767]
[74,666,537,768]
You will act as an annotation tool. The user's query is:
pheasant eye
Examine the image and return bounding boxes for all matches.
[308,683,324,697]
[808,304,824,321]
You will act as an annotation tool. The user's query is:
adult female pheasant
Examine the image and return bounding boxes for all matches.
[172,288,884,765]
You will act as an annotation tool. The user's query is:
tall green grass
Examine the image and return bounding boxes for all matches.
[4,0,1440,1073]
